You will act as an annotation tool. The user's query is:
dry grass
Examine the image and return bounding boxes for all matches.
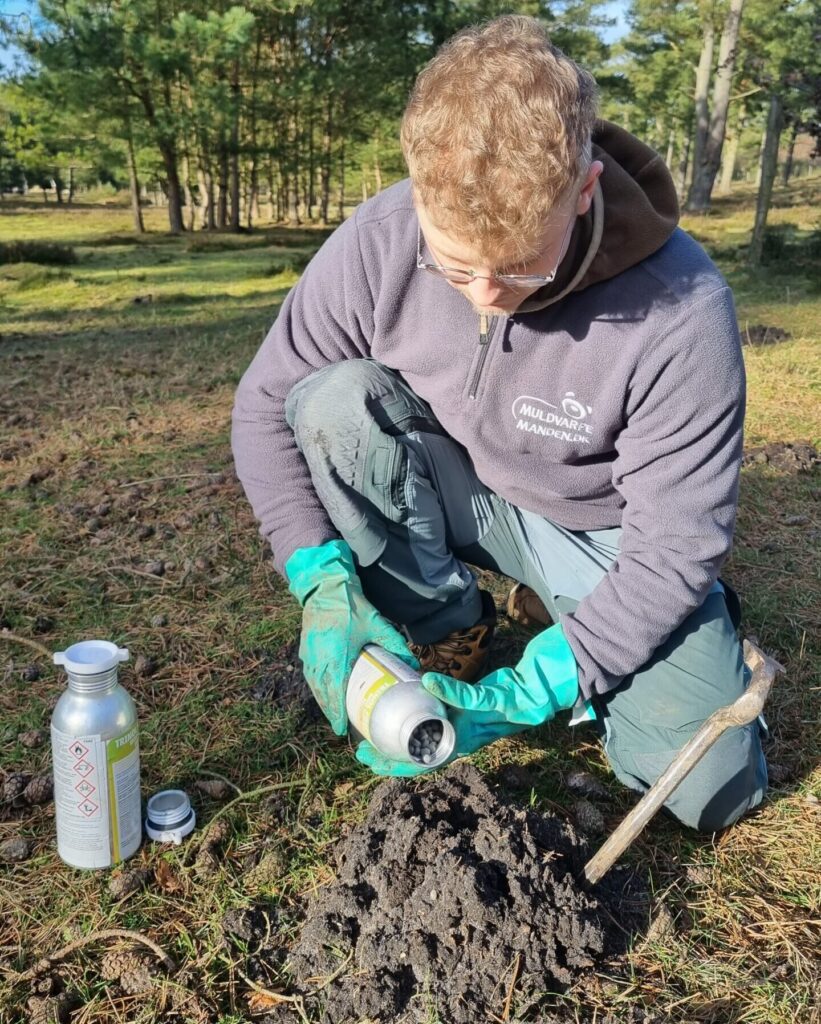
[0,180,819,1023]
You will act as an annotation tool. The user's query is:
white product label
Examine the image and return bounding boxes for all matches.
[346,651,400,742]
[51,724,141,869]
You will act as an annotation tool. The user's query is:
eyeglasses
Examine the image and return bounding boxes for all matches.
[416,217,574,291]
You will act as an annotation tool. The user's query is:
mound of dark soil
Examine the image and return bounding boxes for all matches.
[286,763,646,1024]
[743,441,819,474]
[741,323,791,345]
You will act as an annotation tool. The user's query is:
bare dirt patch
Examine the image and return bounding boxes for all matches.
[249,641,324,726]
[742,441,819,474]
[281,763,647,1023]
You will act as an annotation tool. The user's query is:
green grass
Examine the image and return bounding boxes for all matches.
[0,180,819,1024]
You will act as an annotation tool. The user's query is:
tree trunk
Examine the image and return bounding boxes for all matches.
[361,163,369,202]
[307,110,316,220]
[181,149,196,231]
[67,166,75,204]
[194,162,208,229]
[249,172,260,226]
[217,143,229,229]
[337,138,345,221]
[229,59,241,232]
[276,164,285,221]
[781,121,798,185]
[718,102,745,195]
[664,128,676,171]
[755,121,767,187]
[676,130,692,199]
[287,109,301,224]
[245,30,262,229]
[373,134,383,192]
[748,93,784,266]
[204,160,216,230]
[266,162,276,222]
[52,177,64,204]
[126,121,146,233]
[692,5,715,184]
[320,95,333,226]
[136,85,183,231]
[159,143,185,233]
[686,0,746,212]
[287,178,300,224]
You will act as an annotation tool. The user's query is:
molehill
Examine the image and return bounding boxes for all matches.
[284,762,646,1023]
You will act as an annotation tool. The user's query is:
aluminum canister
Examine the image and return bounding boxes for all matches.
[51,640,142,869]
[346,645,455,767]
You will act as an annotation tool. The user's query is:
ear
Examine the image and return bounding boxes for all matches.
[576,160,604,216]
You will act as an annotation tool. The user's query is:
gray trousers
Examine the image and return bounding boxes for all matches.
[286,360,767,831]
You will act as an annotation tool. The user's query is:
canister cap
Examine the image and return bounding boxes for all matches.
[53,640,129,675]
[145,789,196,845]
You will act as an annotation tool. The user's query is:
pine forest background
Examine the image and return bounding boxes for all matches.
[0,0,818,255]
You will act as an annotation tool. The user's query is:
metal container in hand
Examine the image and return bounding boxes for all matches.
[346,645,455,767]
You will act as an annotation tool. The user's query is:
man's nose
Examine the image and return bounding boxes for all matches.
[467,275,508,305]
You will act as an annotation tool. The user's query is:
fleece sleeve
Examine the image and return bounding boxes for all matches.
[560,286,745,698]
[231,212,374,574]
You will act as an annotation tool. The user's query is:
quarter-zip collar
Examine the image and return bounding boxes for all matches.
[468,311,503,399]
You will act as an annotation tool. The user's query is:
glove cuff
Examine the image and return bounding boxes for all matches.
[532,623,579,710]
[285,539,355,606]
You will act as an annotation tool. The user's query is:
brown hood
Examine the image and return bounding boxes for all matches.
[518,120,679,314]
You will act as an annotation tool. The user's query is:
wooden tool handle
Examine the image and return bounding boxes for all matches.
[581,639,783,888]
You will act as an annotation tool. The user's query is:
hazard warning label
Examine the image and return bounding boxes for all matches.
[51,724,141,870]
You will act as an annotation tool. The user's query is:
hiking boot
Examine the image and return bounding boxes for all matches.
[506,583,552,628]
[410,590,496,682]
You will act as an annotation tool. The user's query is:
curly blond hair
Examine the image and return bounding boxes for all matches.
[401,15,598,263]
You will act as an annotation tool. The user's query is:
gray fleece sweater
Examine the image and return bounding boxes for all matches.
[232,123,745,699]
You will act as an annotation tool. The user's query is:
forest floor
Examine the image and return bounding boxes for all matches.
[0,181,818,1024]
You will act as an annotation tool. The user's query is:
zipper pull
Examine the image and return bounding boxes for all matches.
[479,313,490,345]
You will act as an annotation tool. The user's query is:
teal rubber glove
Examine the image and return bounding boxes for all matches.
[285,539,418,736]
[422,623,580,757]
[355,739,432,777]
[356,625,579,776]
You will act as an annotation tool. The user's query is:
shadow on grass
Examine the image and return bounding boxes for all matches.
[0,291,289,349]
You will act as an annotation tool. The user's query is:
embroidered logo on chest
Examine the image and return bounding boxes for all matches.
[511,393,594,445]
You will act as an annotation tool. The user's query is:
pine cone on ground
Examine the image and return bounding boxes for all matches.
[2,771,31,806]
[120,958,155,995]
[194,818,231,879]
[0,836,32,862]
[108,866,151,899]
[200,817,230,846]
[23,775,53,805]
[18,730,46,749]
[194,846,219,879]
[32,972,63,996]
[100,949,155,993]
[26,994,73,1024]
[245,848,287,894]
[194,778,232,800]
[100,949,133,981]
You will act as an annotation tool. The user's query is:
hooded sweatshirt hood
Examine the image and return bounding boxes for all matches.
[518,120,680,313]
